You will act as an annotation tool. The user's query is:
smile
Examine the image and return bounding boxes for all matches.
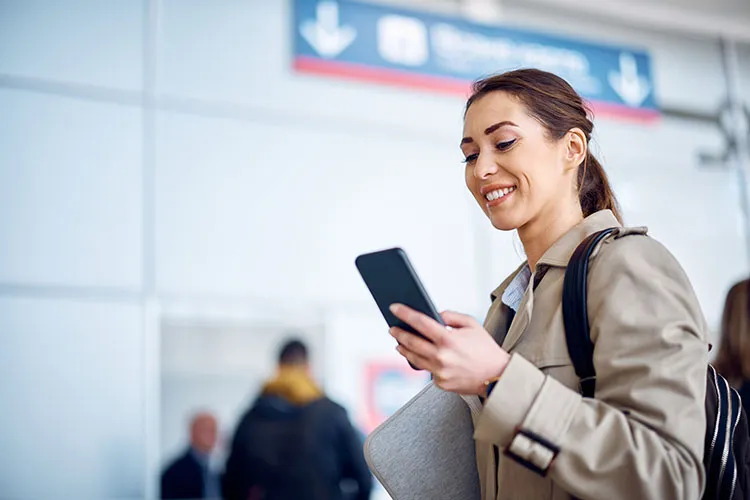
[484,186,516,201]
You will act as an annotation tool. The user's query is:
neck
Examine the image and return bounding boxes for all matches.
[519,202,584,271]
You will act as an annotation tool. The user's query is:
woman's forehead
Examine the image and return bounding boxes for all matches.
[463,93,528,134]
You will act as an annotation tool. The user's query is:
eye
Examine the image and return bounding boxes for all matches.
[496,139,517,151]
[462,153,479,164]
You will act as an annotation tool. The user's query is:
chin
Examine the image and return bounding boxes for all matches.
[489,214,521,231]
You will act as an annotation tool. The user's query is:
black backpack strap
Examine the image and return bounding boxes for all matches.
[562,228,617,398]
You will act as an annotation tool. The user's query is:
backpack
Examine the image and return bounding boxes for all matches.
[562,228,750,500]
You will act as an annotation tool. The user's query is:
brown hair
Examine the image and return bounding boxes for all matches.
[465,68,622,223]
[714,279,750,386]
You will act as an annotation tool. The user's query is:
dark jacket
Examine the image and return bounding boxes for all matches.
[222,393,372,500]
[739,382,750,416]
[161,449,205,499]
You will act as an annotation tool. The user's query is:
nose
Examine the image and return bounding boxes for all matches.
[474,153,499,180]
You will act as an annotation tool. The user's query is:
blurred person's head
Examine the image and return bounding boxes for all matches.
[714,279,750,385]
[263,338,322,405]
[190,412,218,455]
[461,68,621,234]
[278,338,309,370]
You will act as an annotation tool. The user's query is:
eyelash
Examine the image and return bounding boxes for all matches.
[462,139,517,164]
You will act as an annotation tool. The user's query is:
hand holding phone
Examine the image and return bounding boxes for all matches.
[355,248,444,369]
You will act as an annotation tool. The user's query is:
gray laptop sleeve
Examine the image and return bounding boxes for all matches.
[363,382,482,500]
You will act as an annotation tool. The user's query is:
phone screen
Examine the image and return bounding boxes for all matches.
[355,247,444,341]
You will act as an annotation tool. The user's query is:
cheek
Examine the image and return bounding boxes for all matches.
[520,151,566,195]
[465,168,488,211]
[464,166,476,194]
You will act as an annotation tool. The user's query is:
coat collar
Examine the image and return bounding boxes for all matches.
[489,210,621,301]
[536,210,621,268]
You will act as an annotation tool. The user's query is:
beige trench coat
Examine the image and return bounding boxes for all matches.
[468,210,708,500]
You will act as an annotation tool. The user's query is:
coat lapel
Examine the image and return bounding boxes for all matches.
[483,262,528,345]
[500,280,534,352]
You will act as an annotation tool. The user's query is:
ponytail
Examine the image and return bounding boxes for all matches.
[714,280,750,386]
[578,151,622,224]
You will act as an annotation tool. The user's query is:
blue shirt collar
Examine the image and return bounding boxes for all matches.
[500,264,531,312]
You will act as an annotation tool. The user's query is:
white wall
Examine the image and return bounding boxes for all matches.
[154,111,480,309]
[0,0,144,90]
[0,88,143,289]
[1,0,749,498]
[0,297,144,499]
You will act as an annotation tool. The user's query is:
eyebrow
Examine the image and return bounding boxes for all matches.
[460,121,518,145]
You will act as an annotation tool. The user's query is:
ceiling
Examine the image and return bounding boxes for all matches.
[652,0,750,19]
[508,0,750,42]
[397,0,750,41]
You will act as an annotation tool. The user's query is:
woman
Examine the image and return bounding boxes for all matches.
[389,69,708,499]
[714,278,750,414]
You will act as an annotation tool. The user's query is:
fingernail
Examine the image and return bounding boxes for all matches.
[389,303,400,313]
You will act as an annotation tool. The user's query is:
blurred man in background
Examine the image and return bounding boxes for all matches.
[161,411,221,499]
[222,338,372,500]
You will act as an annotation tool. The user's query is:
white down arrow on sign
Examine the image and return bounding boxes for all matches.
[608,52,652,108]
[300,1,357,59]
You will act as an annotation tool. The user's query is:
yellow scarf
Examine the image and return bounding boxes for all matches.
[261,366,323,406]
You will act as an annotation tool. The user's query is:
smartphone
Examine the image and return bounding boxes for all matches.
[355,248,444,369]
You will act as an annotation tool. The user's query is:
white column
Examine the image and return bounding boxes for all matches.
[721,38,750,267]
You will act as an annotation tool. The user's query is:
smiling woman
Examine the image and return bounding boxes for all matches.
[387,69,710,500]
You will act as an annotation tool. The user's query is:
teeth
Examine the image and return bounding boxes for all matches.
[485,186,516,201]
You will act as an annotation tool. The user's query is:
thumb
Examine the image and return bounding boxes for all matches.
[440,310,480,329]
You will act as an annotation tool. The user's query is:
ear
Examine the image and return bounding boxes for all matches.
[564,128,587,172]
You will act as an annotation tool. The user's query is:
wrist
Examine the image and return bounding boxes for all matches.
[482,352,510,397]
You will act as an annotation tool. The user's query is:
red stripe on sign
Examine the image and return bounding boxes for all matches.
[587,100,661,124]
[294,56,473,97]
[294,56,660,123]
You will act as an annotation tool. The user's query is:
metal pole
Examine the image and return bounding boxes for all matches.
[720,38,750,268]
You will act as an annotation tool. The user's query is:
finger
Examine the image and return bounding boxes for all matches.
[390,327,438,359]
[432,370,458,392]
[433,376,453,392]
[389,304,446,343]
[440,310,480,329]
[396,344,435,372]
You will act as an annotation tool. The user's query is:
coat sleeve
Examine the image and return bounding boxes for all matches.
[473,235,708,500]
